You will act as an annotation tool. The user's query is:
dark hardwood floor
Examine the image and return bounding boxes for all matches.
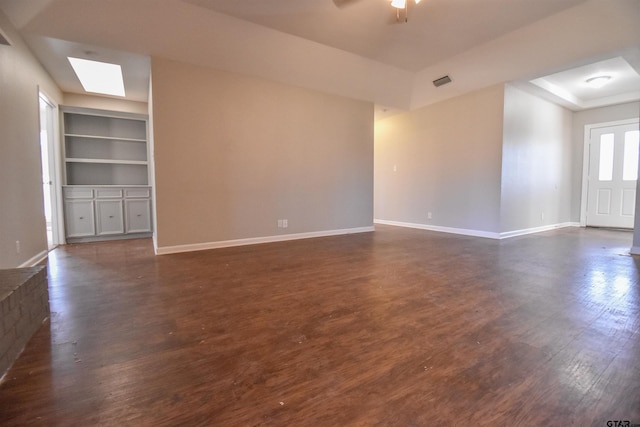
[0,225,638,425]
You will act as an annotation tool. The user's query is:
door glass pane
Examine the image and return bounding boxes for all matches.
[598,133,614,181]
[623,130,640,181]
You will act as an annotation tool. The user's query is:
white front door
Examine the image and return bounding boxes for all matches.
[586,122,640,228]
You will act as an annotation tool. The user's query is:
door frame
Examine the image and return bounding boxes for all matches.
[38,89,65,246]
[580,118,640,226]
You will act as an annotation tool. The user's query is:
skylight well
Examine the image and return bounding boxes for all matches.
[68,57,126,97]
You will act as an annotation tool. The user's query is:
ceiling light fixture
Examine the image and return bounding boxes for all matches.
[68,57,126,97]
[390,0,421,22]
[585,75,612,89]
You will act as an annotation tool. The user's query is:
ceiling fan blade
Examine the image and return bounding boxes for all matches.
[332,0,363,8]
[386,8,407,24]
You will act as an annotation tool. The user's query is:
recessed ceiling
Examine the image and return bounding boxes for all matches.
[182,0,588,72]
[525,52,640,110]
[517,48,640,111]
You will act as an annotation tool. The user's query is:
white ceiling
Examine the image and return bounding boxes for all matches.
[0,0,638,116]
[182,0,587,72]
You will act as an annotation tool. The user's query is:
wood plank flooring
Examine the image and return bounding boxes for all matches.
[0,225,639,425]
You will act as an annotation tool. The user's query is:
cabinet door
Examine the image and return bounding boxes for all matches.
[125,199,152,233]
[96,200,125,236]
[64,200,95,238]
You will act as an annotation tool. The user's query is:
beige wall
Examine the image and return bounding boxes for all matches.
[151,57,374,249]
[0,10,62,268]
[376,84,637,238]
[500,85,573,232]
[374,85,505,234]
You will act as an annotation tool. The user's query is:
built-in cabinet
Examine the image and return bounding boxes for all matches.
[63,186,152,240]
[61,107,152,242]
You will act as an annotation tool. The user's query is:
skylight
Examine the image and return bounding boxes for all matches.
[68,57,126,97]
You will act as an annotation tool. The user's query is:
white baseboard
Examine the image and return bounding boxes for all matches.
[630,246,640,256]
[374,219,501,239]
[374,219,580,240]
[18,250,49,267]
[499,222,580,239]
[155,226,375,255]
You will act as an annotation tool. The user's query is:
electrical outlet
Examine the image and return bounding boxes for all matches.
[15,240,20,254]
[277,220,283,228]
[283,219,288,228]
[541,212,544,221]
[427,212,432,220]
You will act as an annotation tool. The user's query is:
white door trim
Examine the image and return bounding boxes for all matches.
[580,118,640,226]
[38,88,65,245]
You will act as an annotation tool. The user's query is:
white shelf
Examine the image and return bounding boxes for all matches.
[65,158,148,165]
[63,184,151,188]
[64,133,147,143]
[61,106,150,186]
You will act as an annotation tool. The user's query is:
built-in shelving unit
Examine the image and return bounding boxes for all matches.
[62,108,149,186]
[60,106,153,242]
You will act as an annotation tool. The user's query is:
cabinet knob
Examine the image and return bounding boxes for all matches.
[137,214,141,217]
[109,215,114,218]
[79,216,84,219]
